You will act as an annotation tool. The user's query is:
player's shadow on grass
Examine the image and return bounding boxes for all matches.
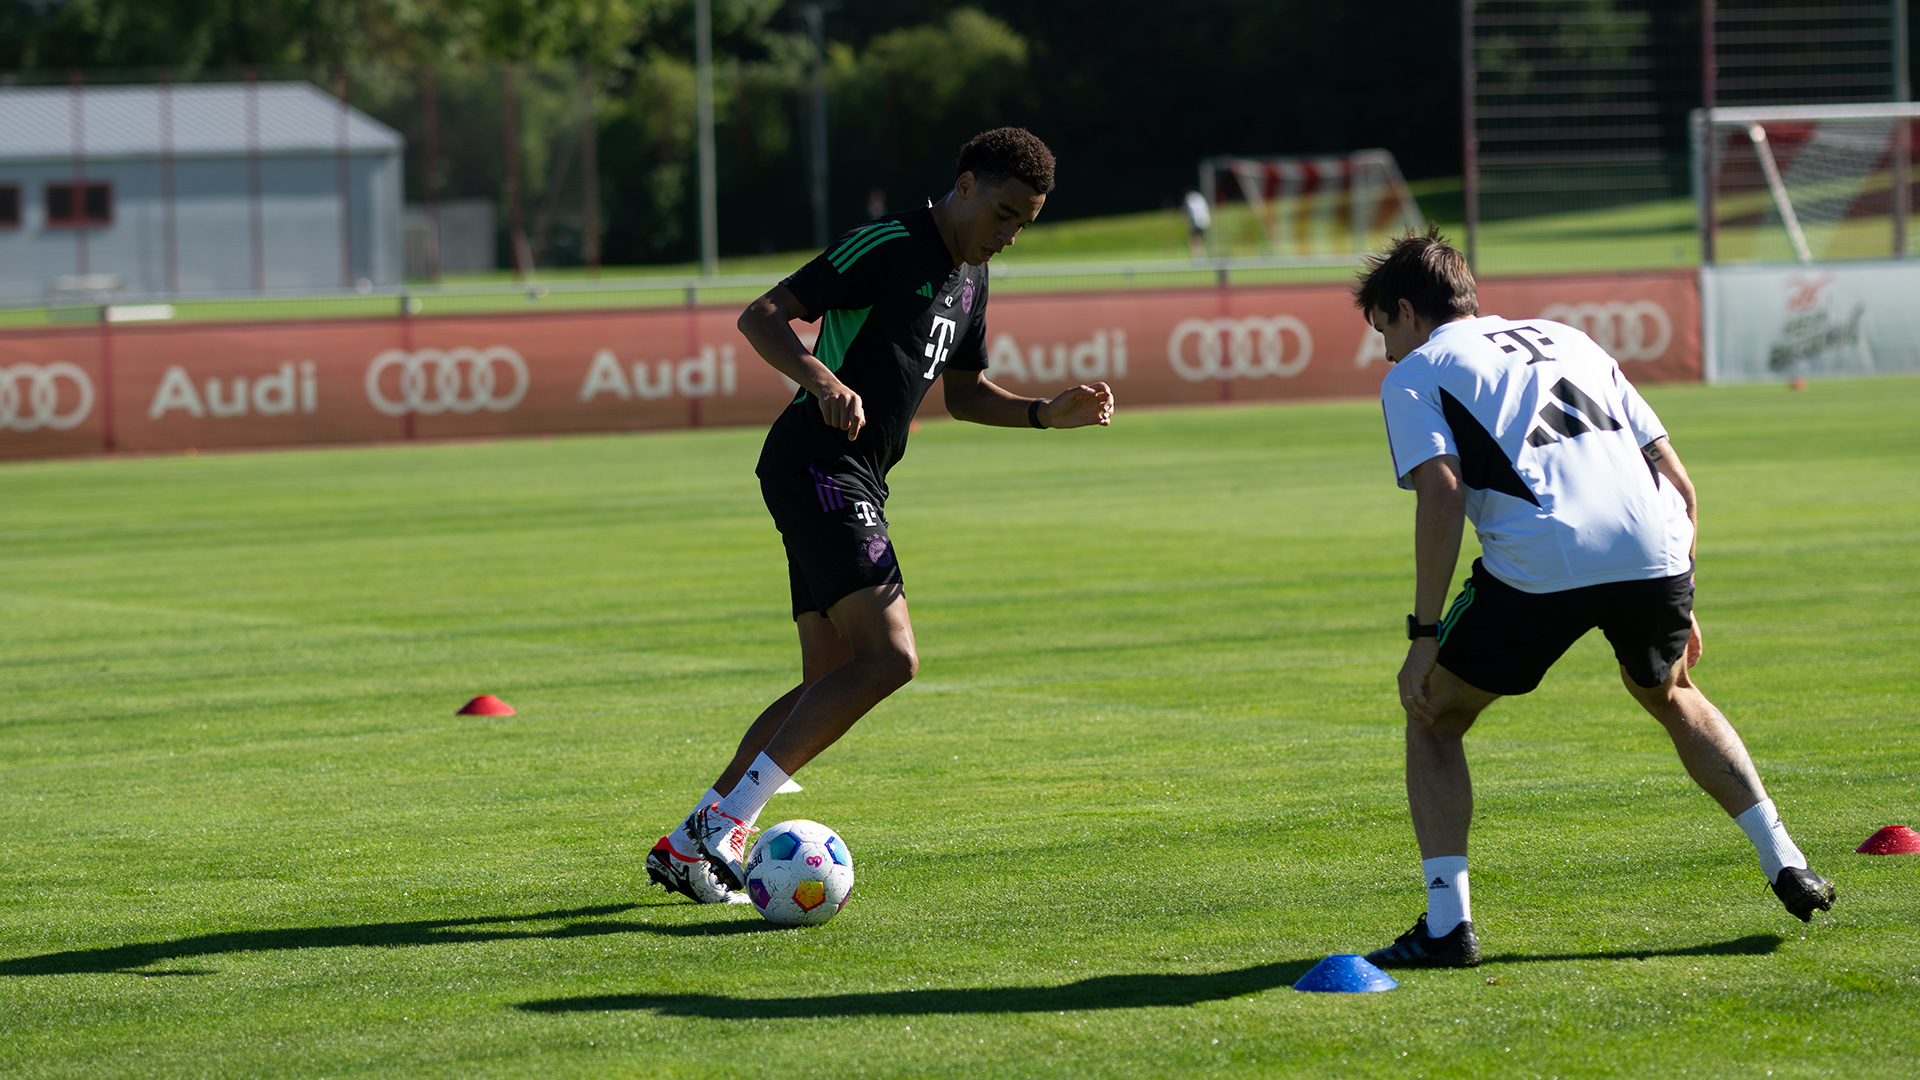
[516,959,1325,1018]
[0,903,774,977]
[1484,933,1783,965]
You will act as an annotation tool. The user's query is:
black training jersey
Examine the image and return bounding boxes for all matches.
[755,207,989,489]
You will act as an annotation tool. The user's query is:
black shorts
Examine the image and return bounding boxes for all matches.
[760,466,903,619]
[1436,559,1694,696]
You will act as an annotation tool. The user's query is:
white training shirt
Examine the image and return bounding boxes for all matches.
[1380,315,1693,593]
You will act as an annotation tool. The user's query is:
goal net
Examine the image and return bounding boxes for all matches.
[1696,104,1920,265]
[1199,150,1424,257]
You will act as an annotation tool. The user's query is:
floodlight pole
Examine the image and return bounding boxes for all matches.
[1460,0,1478,272]
[799,3,838,251]
[160,70,178,294]
[695,0,719,276]
[581,59,602,275]
[1893,0,1910,257]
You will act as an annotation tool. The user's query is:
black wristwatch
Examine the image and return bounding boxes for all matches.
[1407,615,1440,641]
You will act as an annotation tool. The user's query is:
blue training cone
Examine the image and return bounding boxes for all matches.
[1293,954,1398,993]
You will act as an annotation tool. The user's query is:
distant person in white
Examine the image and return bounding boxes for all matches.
[1354,227,1834,969]
[1183,190,1211,259]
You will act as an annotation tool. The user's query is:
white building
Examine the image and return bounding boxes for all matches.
[0,81,403,300]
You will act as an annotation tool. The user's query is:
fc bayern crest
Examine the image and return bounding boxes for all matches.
[961,276,975,313]
[863,534,894,567]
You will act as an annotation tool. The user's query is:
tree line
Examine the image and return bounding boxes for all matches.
[3,0,1465,265]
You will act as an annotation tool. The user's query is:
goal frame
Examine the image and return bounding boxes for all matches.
[1693,102,1920,266]
[1197,149,1424,258]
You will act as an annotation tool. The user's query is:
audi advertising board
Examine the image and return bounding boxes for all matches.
[0,271,1697,460]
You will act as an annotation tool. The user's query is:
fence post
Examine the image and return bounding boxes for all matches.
[1459,0,1478,272]
[1700,0,1718,265]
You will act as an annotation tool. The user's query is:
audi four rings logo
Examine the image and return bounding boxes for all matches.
[1167,315,1313,381]
[1538,301,1672,362]
[0,363,95,431]
[364,347,530,416]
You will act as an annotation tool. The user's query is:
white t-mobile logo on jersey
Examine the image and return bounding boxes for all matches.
[853,500,879,526]
[923,316,957,378]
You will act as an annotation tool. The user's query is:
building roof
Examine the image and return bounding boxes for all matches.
[0,82,403,163]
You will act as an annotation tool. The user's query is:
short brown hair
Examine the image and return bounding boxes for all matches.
[956,127,1056,195]
[1352,225,1477,324]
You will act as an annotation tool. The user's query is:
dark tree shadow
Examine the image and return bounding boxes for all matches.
[0,902,775,977]
[514,934,1788,1019]
[1483,933,1784,965]
[516,959,1325,1018]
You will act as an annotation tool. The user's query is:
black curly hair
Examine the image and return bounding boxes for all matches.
[955,127,1056,195]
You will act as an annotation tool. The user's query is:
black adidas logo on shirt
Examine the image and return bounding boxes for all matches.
[1526,377,1623,447]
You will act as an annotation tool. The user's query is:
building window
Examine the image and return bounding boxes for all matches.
[46,182,112,227]
[0,185,19,228]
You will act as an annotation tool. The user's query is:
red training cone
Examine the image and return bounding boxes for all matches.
[1854,825,1920,855]
[457,694,516,716]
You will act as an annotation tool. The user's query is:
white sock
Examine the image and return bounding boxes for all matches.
[665,787,724,858]
[715,754,790,829]
[1735,799,1808,883]
[1423,856,1472,936]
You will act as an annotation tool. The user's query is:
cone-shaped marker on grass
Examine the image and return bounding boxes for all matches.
[1293,954,1398,993]
[457,694,516,716]
[1855,825,1920,854]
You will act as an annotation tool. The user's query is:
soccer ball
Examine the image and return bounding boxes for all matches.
[743,819,854,927]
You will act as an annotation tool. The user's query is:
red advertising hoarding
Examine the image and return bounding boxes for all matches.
[0,270,1697,461]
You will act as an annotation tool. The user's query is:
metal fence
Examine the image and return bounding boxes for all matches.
[1462,0,1914,267]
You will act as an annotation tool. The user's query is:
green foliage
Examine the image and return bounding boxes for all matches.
[0,379,1917,1077]
[825,7,1032,211]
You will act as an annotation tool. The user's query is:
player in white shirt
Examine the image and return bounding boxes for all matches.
[1354,228,1834,969]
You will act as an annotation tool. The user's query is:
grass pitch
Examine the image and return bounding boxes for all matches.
[1,379,1917,1079]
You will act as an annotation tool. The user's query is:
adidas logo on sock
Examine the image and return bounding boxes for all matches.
[747,770,760,784]
[1429,877,1450,889]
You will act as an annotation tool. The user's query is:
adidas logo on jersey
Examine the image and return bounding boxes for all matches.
[916,282,934,298]
[1526,377,1623,447]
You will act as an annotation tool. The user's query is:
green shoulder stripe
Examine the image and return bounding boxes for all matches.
[828,222,910,272]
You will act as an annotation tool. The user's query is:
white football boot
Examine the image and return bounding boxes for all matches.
[646,808,740,904]
[691,803,756,890]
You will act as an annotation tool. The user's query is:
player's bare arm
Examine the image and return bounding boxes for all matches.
[941,369,1115,428]
[738,285,867,440]
[1401,454,1467,726]
[1643,436,1698,557]
[1644,435,1704,664]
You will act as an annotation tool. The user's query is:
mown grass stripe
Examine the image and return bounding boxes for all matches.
[0,379,1915,1079]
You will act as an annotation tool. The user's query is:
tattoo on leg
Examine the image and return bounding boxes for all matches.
[1721,762,1757,795]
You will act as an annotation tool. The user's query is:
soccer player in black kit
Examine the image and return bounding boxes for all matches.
[649,128,1116,902]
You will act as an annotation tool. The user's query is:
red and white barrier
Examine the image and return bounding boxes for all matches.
[0,270,1699,460]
